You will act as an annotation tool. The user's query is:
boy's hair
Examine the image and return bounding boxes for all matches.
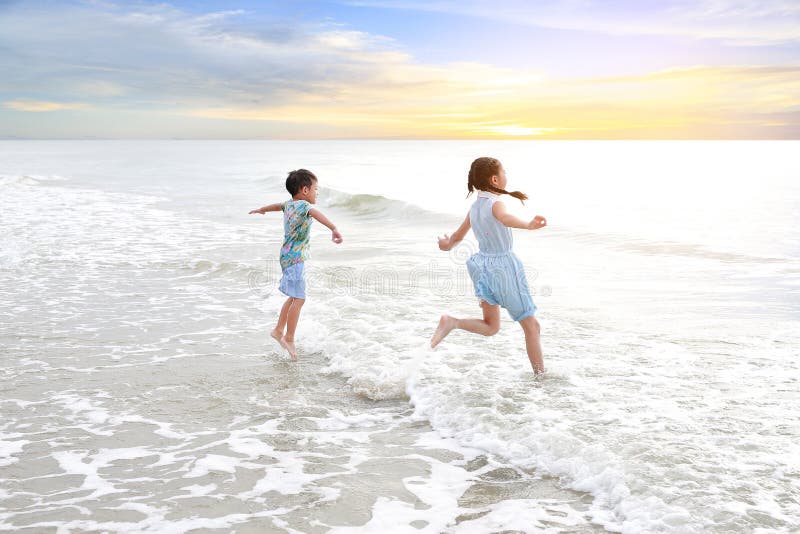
[286,169,318,196]
[467,157,527,203]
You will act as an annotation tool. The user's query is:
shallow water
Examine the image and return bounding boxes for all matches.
[1,140,798,532]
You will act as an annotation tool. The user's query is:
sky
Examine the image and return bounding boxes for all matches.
[1,0,799,139]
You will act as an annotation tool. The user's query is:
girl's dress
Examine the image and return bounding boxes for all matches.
[466,190,536,321]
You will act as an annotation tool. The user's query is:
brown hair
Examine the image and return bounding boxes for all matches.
[467,157,527,203]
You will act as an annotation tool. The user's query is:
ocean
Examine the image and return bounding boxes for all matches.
[1,140,798,533]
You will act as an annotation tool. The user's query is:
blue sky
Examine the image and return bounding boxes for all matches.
[141,0,800,73]
[1,0,798,138]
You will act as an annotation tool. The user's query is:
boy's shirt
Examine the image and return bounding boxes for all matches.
[280,199,314,268]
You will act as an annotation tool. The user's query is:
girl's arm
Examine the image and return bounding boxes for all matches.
[438,214,471,251]
[248,203,282,214]
[309,208,343,244]
[492,201,547,230]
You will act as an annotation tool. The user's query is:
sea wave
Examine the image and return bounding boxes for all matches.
[545,227,797,264]
[0,174,69,187]
[302,292,710,532]
[321,189,440,221]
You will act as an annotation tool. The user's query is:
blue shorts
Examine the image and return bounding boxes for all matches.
[466,252,536,321]
[279,262,306,299]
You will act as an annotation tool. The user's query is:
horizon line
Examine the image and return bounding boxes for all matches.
[1,137,797,142]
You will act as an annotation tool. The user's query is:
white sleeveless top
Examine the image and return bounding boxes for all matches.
[469,190,513,255]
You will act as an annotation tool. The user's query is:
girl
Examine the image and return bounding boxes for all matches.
[430,157,547,375]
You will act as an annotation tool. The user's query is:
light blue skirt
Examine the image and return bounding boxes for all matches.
[466,252,536,321]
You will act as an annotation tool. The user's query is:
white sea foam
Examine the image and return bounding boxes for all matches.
[299,275,799,532]
[0,437,29,468]
[185,454,241,477]
[454,499,585,532]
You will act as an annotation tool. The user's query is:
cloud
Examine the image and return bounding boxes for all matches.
[4,100,88,112]
[344,0,800,45]
[0,2,416,110]
[0,3,547,118]
[186,63,800,138]
[0,1,797,138]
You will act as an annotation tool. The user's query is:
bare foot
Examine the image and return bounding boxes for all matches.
[280,338,298,360]
[430,315,458,348]
[270,329,283,346]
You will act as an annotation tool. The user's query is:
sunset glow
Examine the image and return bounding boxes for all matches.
[1,1,798,139]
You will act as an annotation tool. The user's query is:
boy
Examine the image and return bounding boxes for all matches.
[249,169,343,359]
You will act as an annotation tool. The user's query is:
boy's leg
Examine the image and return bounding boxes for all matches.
[519,315,544,375]
[281,298,305,360]
[283,298,305,342]
[272,297,293,342]
[431,300,500,348]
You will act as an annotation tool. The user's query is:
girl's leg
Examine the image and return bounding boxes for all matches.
[431,300,500,348]
[519,315,544,375]
[271,297,294,342]
[281,298,306,360]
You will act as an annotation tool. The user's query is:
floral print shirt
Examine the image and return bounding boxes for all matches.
[280,200,314,268]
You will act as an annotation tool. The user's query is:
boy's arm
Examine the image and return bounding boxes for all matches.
[248,203,282,215]
[308,208,343,244]
[492,201,547,230]
[438,214,471,251]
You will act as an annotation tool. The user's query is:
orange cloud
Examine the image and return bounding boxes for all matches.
[183,64,800,139]
[4,100,88,112]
